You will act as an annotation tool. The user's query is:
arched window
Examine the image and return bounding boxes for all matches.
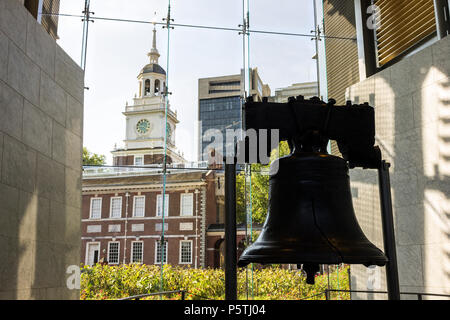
[154,79,160,94]
[144,79,150,95]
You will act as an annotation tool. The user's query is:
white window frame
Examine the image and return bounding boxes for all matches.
[156,194,169,217]
[155,240,168,264]
[107,241,120,265]
[180,193,194,216]
[109,196,123,218]
[131,241,144,264]
[179,240,193,264]
[89,197,102,219]
[133,195,146,217]
[134,155,144,166]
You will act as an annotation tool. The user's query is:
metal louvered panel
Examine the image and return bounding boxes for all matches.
[375,0,437,66]
[323,0,360,157]
[323,0,360,106]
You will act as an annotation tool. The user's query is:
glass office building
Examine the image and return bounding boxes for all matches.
[198,69,270,162]
[199,95,242,160]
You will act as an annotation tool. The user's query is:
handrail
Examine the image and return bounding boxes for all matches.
[118,290,186,300]
[118,288,450,300]
[324,289,450,300]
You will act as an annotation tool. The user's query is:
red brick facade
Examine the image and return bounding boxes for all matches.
[81,169,248,268]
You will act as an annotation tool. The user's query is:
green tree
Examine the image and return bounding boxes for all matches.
[236,141,291,224]
[83,147,106,166]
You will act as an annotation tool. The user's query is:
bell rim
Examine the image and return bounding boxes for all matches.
[238,242,388,268]
[238,253,388,268]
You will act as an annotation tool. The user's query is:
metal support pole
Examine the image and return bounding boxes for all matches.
[434,0,450,39]
[312,0,321,98]
[225,162,237,300]
[81,0,93,72]
[377,161,400,300]
[347,267,352,300]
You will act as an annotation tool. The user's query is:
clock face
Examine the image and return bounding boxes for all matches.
[136,119,150,134]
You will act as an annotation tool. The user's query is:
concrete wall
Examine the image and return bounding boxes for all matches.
[346,35,450,299]
[0,0,84,299]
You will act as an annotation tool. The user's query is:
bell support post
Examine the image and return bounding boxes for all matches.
[225,161,237,300]
[378,161,401,300]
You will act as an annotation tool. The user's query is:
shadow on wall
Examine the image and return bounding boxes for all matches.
[1,111,82,299]
[325,0,357,27]
[347,37,450,299]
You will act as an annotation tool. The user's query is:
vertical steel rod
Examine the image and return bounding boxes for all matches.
[225,162,237,300]
[434,0,450,39]
[81,0,92,71]
[312,0,321,98]
[377,161,400,300]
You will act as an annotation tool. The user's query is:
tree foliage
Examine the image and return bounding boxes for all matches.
[80,263,350,300]
[83,147,106,166]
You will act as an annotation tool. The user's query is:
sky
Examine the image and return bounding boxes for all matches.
[57,0,326,164]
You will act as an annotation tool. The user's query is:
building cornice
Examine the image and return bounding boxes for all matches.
[111,146,179,156]
[82,181,207,193]
[122,108,179,124]
[82,215,203,223]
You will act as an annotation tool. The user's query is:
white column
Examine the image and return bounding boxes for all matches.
[150,79,154,97]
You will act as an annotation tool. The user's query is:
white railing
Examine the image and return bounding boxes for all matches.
[82,161,209,178]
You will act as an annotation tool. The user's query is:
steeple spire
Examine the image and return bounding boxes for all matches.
[148,23,160,64]
[152,24,157,50]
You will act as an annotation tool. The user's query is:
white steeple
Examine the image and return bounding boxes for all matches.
[110,23,185,165]
[148,23,160,64]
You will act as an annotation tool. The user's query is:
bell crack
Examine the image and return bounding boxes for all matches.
[311,198,344,263]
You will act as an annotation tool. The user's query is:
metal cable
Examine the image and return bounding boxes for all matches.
[41,12,356,41]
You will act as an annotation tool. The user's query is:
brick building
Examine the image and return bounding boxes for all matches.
[81,165,248,268]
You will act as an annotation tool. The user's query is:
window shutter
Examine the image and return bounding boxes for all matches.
[375,0,436,66]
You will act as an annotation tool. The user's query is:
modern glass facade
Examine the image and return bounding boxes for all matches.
[199,96,242,160]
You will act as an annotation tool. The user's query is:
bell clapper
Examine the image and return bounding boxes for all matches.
[303,264,320,285]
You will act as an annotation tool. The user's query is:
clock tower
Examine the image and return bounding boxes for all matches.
[112,25,185,166]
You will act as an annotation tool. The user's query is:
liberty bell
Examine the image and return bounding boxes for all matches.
[237,96,388,284]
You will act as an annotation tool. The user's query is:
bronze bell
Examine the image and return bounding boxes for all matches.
[238,152,388,284]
